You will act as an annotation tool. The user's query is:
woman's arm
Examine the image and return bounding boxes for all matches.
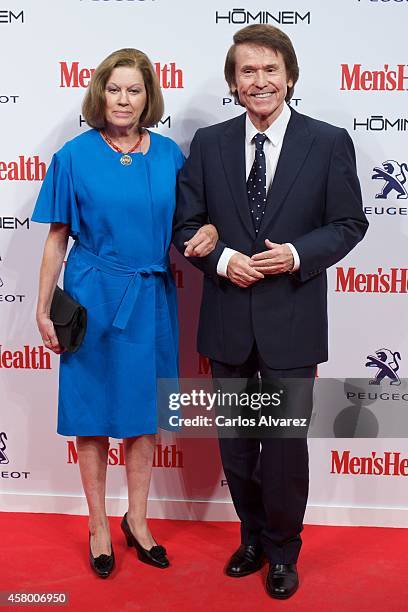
[36,223,70,354]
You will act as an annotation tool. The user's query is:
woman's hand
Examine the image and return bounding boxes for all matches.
[37,313,65,354]
[36,223,69,356]
[184,224,219,257]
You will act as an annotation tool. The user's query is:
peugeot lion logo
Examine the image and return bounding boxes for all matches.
[366,348,401,386]
[372,160,408,200]
[0,432,9,464]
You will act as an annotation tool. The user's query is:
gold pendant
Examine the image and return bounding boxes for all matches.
[120,154,132,166]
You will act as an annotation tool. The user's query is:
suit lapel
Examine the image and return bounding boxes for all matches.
[259,109,315,237]
[220,113,256,240]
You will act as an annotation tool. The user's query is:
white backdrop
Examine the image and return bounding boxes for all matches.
[1,0,407,527]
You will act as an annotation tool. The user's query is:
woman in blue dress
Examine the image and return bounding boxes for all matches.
[33,48,218,578]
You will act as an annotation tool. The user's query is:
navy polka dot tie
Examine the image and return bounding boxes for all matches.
[247,132,268,234]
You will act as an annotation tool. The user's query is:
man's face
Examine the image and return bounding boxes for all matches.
[233,44,293,129]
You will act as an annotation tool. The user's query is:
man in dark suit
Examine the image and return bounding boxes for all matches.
[173,24,368,599]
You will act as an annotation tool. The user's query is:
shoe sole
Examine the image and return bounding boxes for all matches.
[225,562,264,578]
[89,561,115,579]
[136,552,170,569]
[266,582,299,599]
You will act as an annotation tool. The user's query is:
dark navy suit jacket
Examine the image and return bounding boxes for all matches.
[173,109,368,368]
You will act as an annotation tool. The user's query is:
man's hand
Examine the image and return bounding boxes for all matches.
[250,240,294,275]
[184,224,219,257]
[227,252,264,288]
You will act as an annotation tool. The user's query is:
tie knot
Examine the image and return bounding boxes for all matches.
[253,132,267,151]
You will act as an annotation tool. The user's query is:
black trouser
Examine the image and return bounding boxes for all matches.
[211,344,316,564]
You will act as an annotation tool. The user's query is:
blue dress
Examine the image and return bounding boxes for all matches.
[32,129,184,438]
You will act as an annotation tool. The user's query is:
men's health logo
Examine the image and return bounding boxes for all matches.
[0,432,9,464]
[331,450,408,477]
[366,348,401,386]
[67,440,183,467]
[340,64,408,91]
[372,160,408,199]
[60,61,183,89]
[335,267,407,293]
[0,345,51,369]
[0,156,46,181]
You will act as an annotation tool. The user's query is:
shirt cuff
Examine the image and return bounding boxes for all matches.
[285,243,300,272]
[217,247,238,277]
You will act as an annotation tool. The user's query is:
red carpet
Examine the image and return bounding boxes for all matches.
[2,512,408,611]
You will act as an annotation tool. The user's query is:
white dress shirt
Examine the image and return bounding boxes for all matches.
[217,103,300,277]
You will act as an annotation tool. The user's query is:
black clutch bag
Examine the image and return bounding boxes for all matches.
[50,286,87,353]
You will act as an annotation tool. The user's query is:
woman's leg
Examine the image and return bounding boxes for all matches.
[77,436,111,556]
[124,434,156,549]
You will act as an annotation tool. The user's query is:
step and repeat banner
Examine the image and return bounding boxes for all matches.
[1,0,407,526]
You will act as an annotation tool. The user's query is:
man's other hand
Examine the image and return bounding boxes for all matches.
[250,240,294,275]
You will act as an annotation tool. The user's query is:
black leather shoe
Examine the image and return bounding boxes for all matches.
[89,533,115,578]
[225,544,264,577]
[266,563,299,599]
[121,513,169,568]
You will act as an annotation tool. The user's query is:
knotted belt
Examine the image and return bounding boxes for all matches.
[74,244,169,330]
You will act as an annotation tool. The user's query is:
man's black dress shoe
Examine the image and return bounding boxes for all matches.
[121,513,169,568]
[225,544,264,577]
[266,563,299,599]
[89,533,115,578]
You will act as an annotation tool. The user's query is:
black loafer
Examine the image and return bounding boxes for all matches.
[225,544,264,577]
[89,533,115,578]
[266,563,299,599]
[121,513,169,568]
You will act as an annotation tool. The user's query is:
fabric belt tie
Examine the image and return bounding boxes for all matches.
[75,244,169,330]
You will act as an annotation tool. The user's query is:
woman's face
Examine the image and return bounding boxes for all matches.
[104,66,147,130]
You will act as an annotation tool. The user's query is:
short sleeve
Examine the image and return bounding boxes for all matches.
[32,151,80,238]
